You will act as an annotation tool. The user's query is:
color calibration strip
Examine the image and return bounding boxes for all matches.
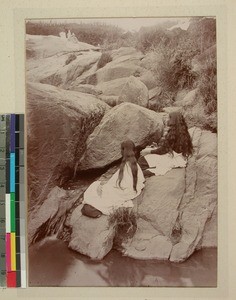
[0,114,26,288]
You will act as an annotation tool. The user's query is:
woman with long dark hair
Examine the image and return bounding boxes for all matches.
[83,139,145,216]
[139,111,193,176]
[117,139,139,192]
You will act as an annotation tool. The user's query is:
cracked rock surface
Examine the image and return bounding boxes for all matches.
[122,127,217,262]
[29,127,217,262]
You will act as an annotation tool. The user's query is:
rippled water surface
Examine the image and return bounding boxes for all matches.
[29,237,217,287]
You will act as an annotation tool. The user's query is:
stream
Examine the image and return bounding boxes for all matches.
[29,236,217,287]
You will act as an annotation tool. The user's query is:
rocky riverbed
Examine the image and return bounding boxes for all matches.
[27,33,217,266]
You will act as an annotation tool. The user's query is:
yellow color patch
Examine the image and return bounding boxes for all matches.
[10,232,16,271]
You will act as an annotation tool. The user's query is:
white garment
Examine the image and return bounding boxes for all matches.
[145,150,187,176]
[83,163,145,215]
[59,32,67,40]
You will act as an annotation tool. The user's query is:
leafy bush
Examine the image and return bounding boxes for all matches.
[97,52,112,69]
[197,55,217,115]
[149,43,197,95]
[108,208,137,249]
[188,17,216,53]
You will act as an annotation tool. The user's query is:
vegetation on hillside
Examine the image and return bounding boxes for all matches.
[26,17,217,131]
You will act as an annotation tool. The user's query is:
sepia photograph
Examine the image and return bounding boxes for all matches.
[25,17,217,287]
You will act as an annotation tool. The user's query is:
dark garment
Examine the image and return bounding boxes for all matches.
[143,170,155,178]
[81,204,102,218]
[150,146,168,155]
[138,156,150,170]
[138,156,155,177]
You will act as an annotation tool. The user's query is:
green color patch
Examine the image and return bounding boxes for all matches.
[10,193,15,201]
[11,193,15,232]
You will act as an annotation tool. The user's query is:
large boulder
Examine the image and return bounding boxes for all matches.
[138,169,185,236]
[69,84,102,96]
[27,82,110,206]
[63,128,216,262]
[149,87,162,100]
[28,186,83,245]
[26,34,99,59]
[117,76,149,107]
[68,205,115,260]
[139,70,157,90]
[98,95,119,107]
[96,77,128,96]
[82,47,145,85]
[87,63,144,85]
[111,52,144,65]
[148,87,163,111]
[174,89,189,103]
[140,51,161,70]
[43,52,101,88]
[123,168,185,260]
[122,127,217,262]
[28,52,101,88]
[123,219,172,260]
[200,205,217,247]
[174,89,198,107]
[110,47,143,60]
[79,103,164,170]
[170,128,217,262]
[69,62,98,87]
[27,54,67,83]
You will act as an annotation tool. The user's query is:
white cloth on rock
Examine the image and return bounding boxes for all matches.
[83,163,145,215]
[144,150,187,176]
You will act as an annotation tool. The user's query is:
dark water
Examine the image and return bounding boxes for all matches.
[29,237,217,287]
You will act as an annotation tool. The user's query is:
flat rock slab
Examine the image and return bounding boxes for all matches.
[69,205,115,260]
[123,218,172,260]
[138,169,186,237]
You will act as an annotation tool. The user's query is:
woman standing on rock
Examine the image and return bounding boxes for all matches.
[139,111,193,177]
[82,139,145,216]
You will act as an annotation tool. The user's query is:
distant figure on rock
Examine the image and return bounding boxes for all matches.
[139,111,193,177]
[82,140,145,216]
[65,28,69,38]
[67,29,72,39]
[68,32,79,43]
[59,31,67,40]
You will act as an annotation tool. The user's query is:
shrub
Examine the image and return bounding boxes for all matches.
[197,55,217,115]
[149,44,197,96]
[136,26,172,53]
[108,208,137,249]
[97,52,112,69]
